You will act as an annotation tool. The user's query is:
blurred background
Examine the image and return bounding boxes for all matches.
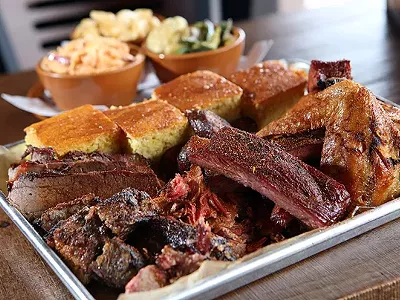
[0,0,364,74]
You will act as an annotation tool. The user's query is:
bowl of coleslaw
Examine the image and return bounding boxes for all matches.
[36,36,145,110]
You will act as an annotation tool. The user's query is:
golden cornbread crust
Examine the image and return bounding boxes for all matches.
[152,70,243,121]
[104,99,189,160]
[25,105,121,155]
[230,61,307,128]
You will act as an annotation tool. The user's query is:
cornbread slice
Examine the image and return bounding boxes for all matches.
[152,70,243,121]
[25,105,121,156]
[229,61,307,129]
[104,99,188,160]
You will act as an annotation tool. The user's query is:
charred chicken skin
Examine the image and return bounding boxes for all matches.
[258,80,400,207]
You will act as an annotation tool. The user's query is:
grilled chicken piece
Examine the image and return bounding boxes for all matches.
[258,80,400,207]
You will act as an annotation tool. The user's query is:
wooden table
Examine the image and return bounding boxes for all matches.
[1,0,400,299]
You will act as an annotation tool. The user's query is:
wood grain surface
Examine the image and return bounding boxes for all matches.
[1,0,400,299]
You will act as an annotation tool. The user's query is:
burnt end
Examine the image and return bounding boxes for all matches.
[40,183,239,288]
[127,217,200,256]
[47,207,110,284]
[185,109,231,139]
[95,188,154,239]
[126,216,237,261]
[91,237,148,288]
[36,193,100,232]
[156,246,205,279]
[189,127,351,229]
[308,59,352,93]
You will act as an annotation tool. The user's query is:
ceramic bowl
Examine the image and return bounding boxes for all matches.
[143,27,245,82]
[36,45,145,110]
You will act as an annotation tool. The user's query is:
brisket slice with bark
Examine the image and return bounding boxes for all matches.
[21,145,57,163]
[8,150,150,182]
[189,127,351,229]
[8,150,163,220]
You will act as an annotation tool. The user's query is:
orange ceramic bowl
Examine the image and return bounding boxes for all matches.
[36,45,145,111]
[143,27,245,82]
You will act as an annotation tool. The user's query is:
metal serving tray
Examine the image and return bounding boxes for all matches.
[1,95,400,300]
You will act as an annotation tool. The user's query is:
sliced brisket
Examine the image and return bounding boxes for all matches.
[21,146,57,163]
[9,151,150,182]
[8,150,163,220]
[9,169,162,220]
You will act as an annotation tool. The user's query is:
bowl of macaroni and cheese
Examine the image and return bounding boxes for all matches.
[36,36,145,110]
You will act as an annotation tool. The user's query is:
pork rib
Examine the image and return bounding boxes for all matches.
[189,127,351,228]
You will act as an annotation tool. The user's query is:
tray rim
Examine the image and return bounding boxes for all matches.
[0,191,95,300]
[1,94,399,300]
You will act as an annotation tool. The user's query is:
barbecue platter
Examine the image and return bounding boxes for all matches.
[3,58,400,299]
